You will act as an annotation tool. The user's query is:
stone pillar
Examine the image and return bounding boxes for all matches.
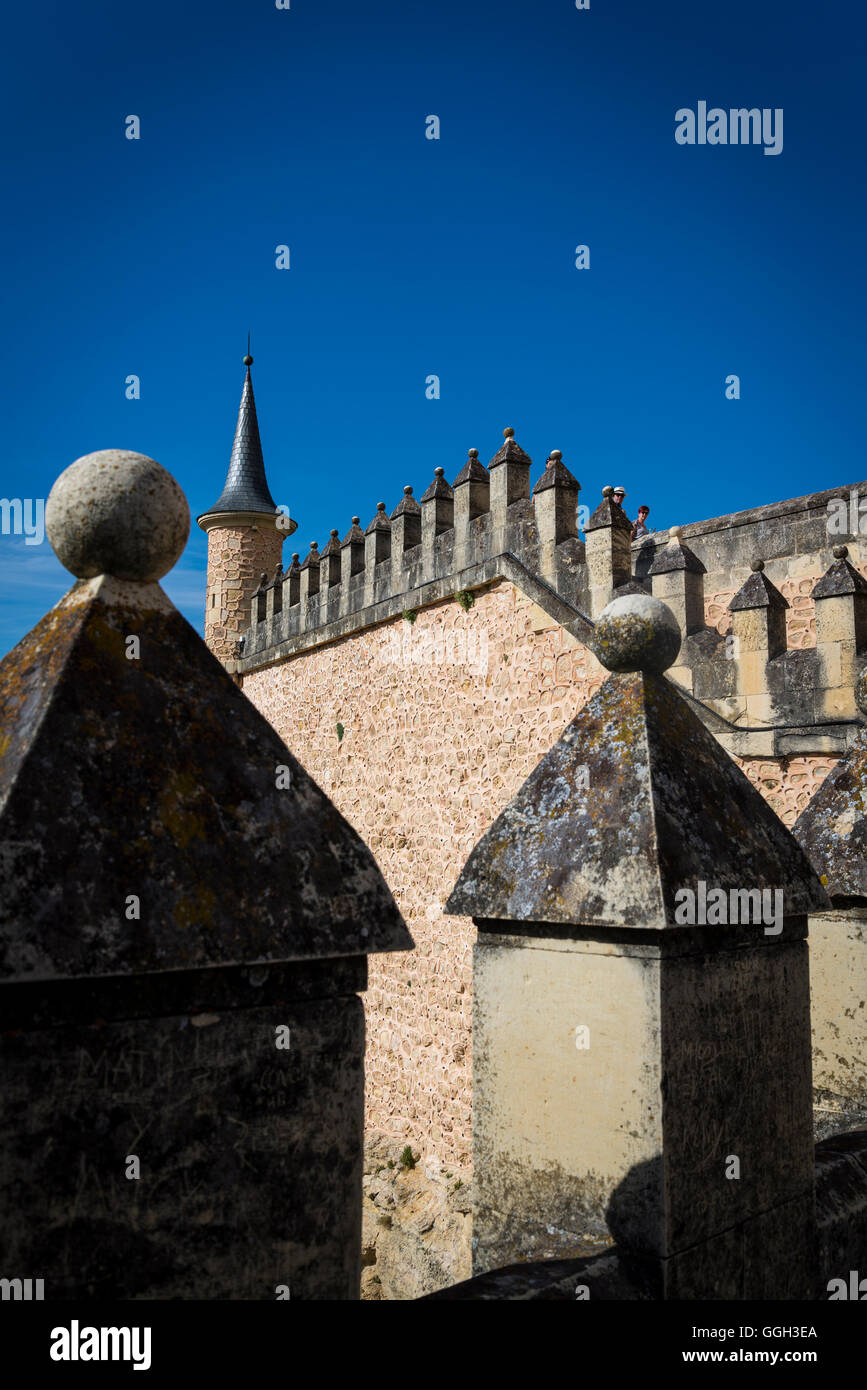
[531,449,580,585]
[811,545,867,720]
[364,502,391,606]
[584,487,633,618]
[1,449,412,1300]
[487,427,531,553]
[728,559,788,726]
[452,450,489,573]
[319,530,342,625]
[648,526,706,634]
[340,517,366,617]
[420,468,454,577]
[285,552,301,608]
[390,486,422,594]
[299,541,320,633]
[793,665,867,1137]
[447,592,827,1298]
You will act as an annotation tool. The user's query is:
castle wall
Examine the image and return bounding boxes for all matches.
[241,577,840,1166]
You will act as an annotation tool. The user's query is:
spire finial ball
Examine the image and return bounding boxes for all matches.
[669,525,682,541]
[45,449,190,583]
[503,427,515,439]
[404,485,413,496]
[434,467,444,478]
[330,528,339,537]
[750,559,765,573]
[549,449,562,462]
[243,355,253,366]
[593,594,682,675]
[602,485,614,498]
[352,516,360,526]
[468,448,478,459]
[833,545,848,560]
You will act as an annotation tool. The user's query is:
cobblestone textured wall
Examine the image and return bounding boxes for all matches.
[242,581,841,1167]
[204,521,285,663]
[735,755,837,827]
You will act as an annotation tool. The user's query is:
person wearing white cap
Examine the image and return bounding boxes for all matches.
[611,486,630,524]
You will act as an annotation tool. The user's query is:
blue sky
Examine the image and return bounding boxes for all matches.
[1,0,864,655]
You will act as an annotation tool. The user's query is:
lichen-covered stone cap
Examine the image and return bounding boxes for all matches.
[447,664,830,929]
[46,449,189,582]
[593,593,681,674]
[1,455,412,981]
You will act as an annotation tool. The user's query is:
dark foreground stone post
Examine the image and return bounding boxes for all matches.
[447,592,829,1299]
[0,449,412,1300]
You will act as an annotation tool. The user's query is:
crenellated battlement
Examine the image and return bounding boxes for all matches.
[239,426,590,661]
[229,423,867,761]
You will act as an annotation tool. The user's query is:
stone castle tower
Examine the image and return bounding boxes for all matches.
[197,354,297,662]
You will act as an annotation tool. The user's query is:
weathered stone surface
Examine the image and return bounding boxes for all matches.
[0,988,365,1299]
[593,593,681,673]
[360,1135,472,1299]
[793,727,867,902]
[447,667,829,930]
[0,577,411,980]
[46,450,189,582]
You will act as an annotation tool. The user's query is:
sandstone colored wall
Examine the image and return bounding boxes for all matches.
[242,581,842,1167]
[204,521,285,663]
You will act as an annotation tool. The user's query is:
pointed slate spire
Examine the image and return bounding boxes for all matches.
[198,354,278,518]
[448,593,828,929]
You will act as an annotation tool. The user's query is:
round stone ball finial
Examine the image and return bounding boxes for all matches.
[549,449,562,462]
[503,427,515,439]
[352,516,360,526]
[468,448,479,459]
[833,545,849,560]
[330,528,339,538]
[856,668,867,719]
[434,467,444,478]
[593,594,682,675]
[404,485,413,496]
[669,525,682,541]
[243,354,253,366]
[602,485,614,498]
[750,559,765,572]
[45,449,190,583]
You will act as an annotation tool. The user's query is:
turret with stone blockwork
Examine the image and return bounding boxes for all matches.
[198,353,297,667]
[0,448,411,1300]
[447,591,829,1298]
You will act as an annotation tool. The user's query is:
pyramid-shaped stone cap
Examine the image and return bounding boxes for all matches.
[391,486,421,519]
[812,556,867,599]
[487,431,532,470]
[0,455,411,983]
[531,452,580,494]
[586,495,632,533]
[729,568,788,611]
[648,531,706,575]
[792,729,867,902]
[320,529,342,558]
[447,668,829,928]
[300,542,320,570]
[365,502,391,534]
[421,468,453,502]
[341,518,366,547]
[453,452,489,488]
